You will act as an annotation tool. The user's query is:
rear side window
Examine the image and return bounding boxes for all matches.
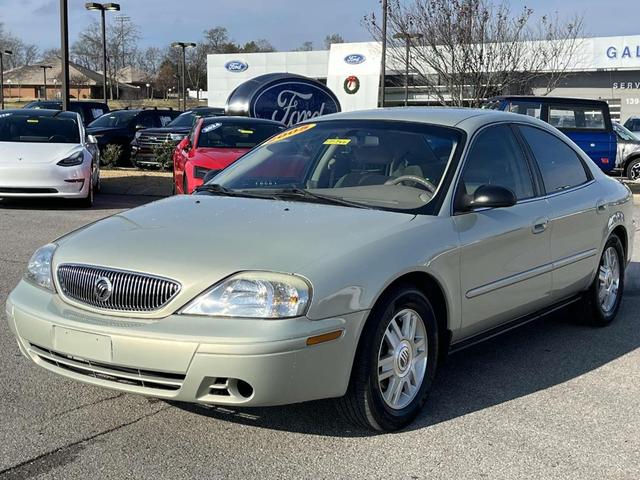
[461,125,535,200]
[548,105,606,130]
[519,126,589,193]
[507,101,542,119]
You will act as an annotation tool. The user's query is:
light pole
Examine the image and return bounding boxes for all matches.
[171,42,196,111]
[0,49,12,110]
[40,65,52,100]
[393,32,423,107]
[379,0,388,108]
[85,2,120,105]
[146,82,150,99]
[60,0,70,110]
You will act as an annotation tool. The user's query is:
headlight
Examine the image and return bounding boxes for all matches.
[134,131,142,140]
[24,244,57,291]
[56,151,84,166]
[170,133,186,142]
[181,272,311,318]
[193,166,211,179]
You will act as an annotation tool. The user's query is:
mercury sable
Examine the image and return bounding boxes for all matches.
[6,108,636,431]
[0,109,100,206]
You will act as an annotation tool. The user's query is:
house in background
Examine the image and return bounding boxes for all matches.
[2,57,139,101]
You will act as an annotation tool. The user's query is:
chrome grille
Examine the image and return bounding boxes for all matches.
[137,132,173,149]
[57,264,181,312]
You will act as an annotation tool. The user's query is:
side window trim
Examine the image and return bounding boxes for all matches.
[511,124,546,197]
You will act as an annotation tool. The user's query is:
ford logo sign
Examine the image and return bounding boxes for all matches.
[344,54,366,65]
[225,73,341,127]
[225,60,249,73]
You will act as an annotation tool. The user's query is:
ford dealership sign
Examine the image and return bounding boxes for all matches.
[344,54,366,65]
[225,73,341,127]
[225,60,249,73]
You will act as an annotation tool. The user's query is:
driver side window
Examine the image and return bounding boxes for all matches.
[460,124,535,202]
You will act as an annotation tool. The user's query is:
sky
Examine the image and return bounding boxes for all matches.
[1,0,640,52]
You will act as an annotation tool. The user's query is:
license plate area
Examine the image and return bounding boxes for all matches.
[53,327,112,363]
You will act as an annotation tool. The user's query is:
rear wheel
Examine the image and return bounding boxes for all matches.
[336,284,439,431]
[626,158,640,181]
[580,235,625,327]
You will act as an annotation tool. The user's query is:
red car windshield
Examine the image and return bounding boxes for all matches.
[197,122,283,149]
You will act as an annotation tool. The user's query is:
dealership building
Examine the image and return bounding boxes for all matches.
[207,34,640,122]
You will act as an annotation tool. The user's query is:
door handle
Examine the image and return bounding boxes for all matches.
[596,200,607,213]
[532,218,549,234]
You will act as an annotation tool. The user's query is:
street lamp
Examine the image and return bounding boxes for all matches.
[146,82,150,99]
[39,65,53,100]
[85,2,120,104]
[393,32,423,107]
[0,49,13,110]
[379,0,388,108]
[171,42,196,111]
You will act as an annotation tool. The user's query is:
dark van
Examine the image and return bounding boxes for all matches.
[485,96,617,173]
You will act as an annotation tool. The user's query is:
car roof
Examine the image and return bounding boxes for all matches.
[1,108,79,120]
[310,107,534,129]
[488,95,610,107]
[201,116,282,126]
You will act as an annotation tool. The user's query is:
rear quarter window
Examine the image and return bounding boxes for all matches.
[548,105,607,130]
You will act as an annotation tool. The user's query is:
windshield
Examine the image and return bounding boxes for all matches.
[0,113,80,143]
[197,122,284,149]
[88,110,137,128]
[210,120,461,211]
[614,123,638,141]
[169,111,200,128]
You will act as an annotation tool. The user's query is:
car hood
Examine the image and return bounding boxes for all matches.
[53,195,415,317]
[138,126,191,135]
[0,142,81,164]
[192,147,248,168]
[86,126,127,136]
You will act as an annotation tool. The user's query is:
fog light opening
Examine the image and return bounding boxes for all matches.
[236,379,254,399]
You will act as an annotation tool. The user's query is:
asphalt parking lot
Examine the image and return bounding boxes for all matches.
[0,194,639,480]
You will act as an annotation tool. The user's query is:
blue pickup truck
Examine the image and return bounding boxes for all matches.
[485,96,617,174]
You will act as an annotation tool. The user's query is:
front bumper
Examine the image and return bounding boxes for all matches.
[0,163,90,198]
[6,280,367,406]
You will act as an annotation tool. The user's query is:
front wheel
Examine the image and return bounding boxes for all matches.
[337,284,439,431]
[580,235,625,327]
[625,158,640,181]
[77,178,94,208]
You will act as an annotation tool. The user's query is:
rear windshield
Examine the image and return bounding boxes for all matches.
[197,122,284,149]
[0,113,80,143]
[89,110,138,128]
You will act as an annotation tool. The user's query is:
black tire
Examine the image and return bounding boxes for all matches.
[336,284,439,431]
[183,175,189,195]
[580,235,625,327]
[625,157,640,181]
[77,178,94,208]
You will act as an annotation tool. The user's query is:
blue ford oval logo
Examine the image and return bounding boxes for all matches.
[344,54,366,65]
[225,60,249,73]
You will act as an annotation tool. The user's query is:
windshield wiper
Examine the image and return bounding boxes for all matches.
[271,188,371,209]
[194,184,277,200]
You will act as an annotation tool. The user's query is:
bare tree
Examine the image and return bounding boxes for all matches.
[324,33,345,49]
[365,0,584,107]
[0,22,39,69]
[295,41,314,52]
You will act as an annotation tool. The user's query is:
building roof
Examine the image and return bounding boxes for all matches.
[114,65,152,84]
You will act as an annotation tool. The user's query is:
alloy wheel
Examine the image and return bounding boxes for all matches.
[630,162,640,181]
[598,246,620,314]
[377,308,428,410]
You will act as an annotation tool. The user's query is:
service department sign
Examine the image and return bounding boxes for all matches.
[225,73,341,127]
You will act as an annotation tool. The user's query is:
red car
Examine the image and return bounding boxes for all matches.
[173,117,284,194]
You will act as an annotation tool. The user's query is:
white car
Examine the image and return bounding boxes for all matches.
[0,109,100,207]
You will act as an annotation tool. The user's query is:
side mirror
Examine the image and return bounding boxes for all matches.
[87,134,98,144]
[177,137,191,152]
[203,169,222,184]
[459,184,517,212]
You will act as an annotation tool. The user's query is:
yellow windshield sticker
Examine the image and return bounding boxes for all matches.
[238,129,254,134]
[323,138,351,146]
[27,119,39,124]
[265,123,316,144]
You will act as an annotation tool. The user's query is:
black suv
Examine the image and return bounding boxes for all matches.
[130,106,224,168]
[86,108,180,166]
[23,100,110,126]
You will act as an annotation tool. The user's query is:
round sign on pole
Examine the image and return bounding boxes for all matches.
[225,73,341,127]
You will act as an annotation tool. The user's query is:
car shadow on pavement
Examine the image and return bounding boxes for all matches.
[0,194,160,211]
[171,262,640,437]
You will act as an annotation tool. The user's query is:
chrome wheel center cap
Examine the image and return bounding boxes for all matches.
[395,341,412,376]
